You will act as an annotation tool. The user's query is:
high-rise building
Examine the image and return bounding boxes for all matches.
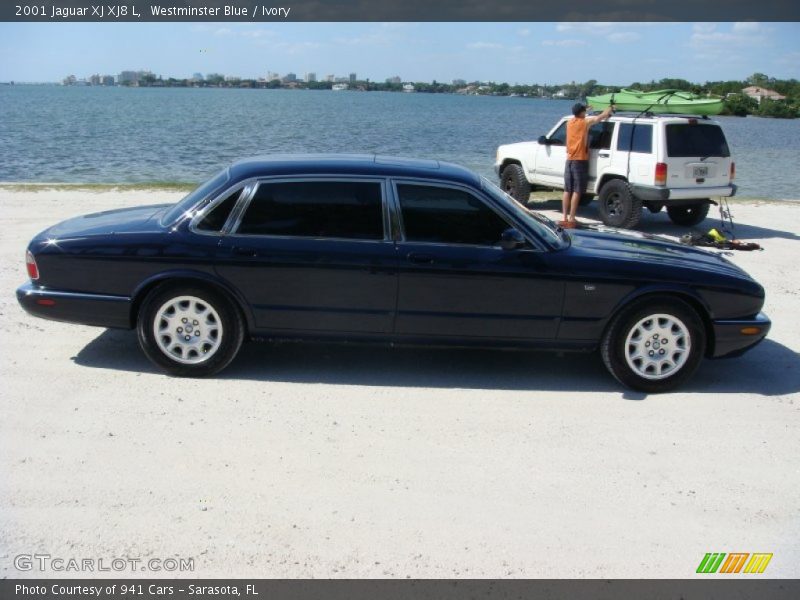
[89,74,101,86]
[386,76,402,84]
[267,71,280,82]
[192,72,204,81]
[452,79,466,86]
[325,74,335,82]
[306,72,317,83]
[349,73,357,84]
[102,75,115,86]
[117,71,139,85]
[282,72,297,83]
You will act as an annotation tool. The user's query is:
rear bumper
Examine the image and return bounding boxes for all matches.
[631,184,737,203]
[710,312,771,358]
[16,282,133,329]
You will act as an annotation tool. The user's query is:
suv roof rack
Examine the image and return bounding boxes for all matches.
[594,111,711,120]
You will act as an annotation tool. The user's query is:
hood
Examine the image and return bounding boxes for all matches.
[40,204,171,239]
[568,225,752,280]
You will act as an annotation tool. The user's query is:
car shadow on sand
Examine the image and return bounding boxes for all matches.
[73,330,800,397]
[526,197,800,241]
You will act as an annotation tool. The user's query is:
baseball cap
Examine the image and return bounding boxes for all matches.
[572,103,587,116]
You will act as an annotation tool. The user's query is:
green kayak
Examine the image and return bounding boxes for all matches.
[586,88,725,116]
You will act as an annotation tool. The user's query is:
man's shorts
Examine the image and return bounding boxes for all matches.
[564,159,589,194]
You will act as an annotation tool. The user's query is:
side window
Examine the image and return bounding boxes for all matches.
[548,122,567,145]
[397,184,510,246]
[589,122,615,150]
[196,188,241,232]
[237,181,384,240]
[617,123,653,154]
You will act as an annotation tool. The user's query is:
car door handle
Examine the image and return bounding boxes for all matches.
[598,152,610,158]
[407,252,434,264]
[232,247,258,257]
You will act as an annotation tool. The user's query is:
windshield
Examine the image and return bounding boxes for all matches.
[480,177,566,248]
[160,169,231,226]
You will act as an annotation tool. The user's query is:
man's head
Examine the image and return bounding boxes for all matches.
[572,103,587,118]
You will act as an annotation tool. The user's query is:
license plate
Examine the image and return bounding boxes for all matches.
[693,166,708,177]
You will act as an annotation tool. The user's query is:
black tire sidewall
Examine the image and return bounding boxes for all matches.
[667,202,710,226]
[500,164,531,205]
[137,284,244,377]
[598,180,642,228]
[602,299,706,393]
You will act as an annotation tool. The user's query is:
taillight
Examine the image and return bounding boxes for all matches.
[655,162,668,186]
[730,162,736,181]
[26,250,39,280]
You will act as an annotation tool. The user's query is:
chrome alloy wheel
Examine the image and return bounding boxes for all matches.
[624,313,691,380]
[153,295,223,365]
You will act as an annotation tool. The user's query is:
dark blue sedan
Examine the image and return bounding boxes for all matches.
[17,154,770,392]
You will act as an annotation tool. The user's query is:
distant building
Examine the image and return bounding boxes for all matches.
[102,75,115,86]
[325,74,335,82]
[386,76,402,84]
[192,72,204,81]
[89,74,101,86]
[62,74,77,86]
[742,86,786,103]
[282,72,297,83]
[349,72,357,84]
[267,71,280,82]
[118,71,139,85]
[306,72,317,83]
[452,79,466,86]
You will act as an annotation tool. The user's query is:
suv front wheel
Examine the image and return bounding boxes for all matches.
[597,179,642,228]
[667,202,710,227]
[500,164,532,206]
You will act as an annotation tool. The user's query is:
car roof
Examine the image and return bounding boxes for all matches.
[583,113,722,125]
[228,154,480,186]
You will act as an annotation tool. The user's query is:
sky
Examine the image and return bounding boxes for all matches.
[1,21,798,84]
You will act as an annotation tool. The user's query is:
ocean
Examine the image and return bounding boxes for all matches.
[1,85,799,199]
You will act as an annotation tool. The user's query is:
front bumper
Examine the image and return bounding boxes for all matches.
[631,184,737,203]
[710,312,771,358]
[16,282,133,329]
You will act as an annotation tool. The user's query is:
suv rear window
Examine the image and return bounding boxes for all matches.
[617,123,653,154]
[666,124,730,158]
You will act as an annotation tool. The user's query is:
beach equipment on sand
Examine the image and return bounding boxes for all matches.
[587,89,725,116]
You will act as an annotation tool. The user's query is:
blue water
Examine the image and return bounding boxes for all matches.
[1,85,799,199]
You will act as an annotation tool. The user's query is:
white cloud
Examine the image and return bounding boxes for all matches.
[213,28,233,37]
[607,32,641,43]
[467,41,503,50]
[517,28,531,37]
[732,22,763,33]
[541,39,588,47]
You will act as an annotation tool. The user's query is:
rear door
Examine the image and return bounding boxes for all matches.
[609,121,655,186]
[662,122,732,189]
[214,178,398,334]
[391,180,564,341]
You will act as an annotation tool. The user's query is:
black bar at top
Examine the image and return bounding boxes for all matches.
[3,0,800,22]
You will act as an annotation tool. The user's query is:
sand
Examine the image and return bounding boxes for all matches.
[0,188,798,579]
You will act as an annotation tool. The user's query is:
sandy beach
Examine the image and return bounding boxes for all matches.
[1,187,798,578]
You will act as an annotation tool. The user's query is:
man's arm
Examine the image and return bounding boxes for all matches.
[585,105,615,126]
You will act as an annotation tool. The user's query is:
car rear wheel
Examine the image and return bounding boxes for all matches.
[601,299,706,393]
[500,163,532,206]
[597,179,642,228]
[137,284,244,377]
[667,202,710,227]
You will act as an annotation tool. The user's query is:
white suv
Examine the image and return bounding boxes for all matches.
[495,113,737,228]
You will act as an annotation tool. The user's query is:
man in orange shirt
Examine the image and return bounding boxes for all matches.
[561,102,614,228]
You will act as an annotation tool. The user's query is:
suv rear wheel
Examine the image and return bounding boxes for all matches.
[597,179,642,228]
[667,202,710,227]
[500,163,531,206]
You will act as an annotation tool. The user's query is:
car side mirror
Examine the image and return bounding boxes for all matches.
[500,228,526,250]
[537,135,549,145]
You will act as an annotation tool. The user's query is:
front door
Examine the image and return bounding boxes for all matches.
[392,181,564,342]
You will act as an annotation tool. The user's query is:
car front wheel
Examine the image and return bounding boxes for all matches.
[601,299,706,393]
[137,284,244,377]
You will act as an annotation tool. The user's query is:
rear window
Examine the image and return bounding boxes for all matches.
[617,123,653,154]
[666,124,730,158]
[237,180,384,239]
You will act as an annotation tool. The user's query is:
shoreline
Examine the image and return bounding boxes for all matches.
[2,182,798,204]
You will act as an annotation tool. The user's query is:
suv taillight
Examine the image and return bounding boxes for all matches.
[730,162,736,181]
[655,162,668,186]
[26,250,39,280]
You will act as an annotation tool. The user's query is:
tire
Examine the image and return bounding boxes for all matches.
[597,179,642,228]
[601,298,706,393]
[667,202,710,227]
[579,193,594,206]
[500,163,531,206]
[137,284,245,377]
